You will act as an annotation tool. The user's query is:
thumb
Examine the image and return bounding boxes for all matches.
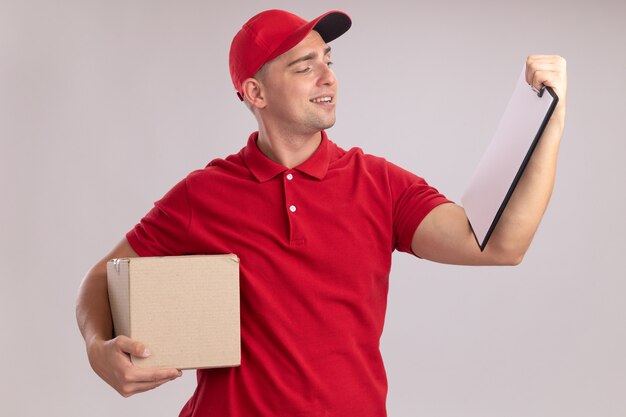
[114,335,151,358]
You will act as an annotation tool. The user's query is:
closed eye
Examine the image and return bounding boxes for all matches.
[288,46,333,74]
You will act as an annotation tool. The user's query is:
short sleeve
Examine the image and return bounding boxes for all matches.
[126,177,192,256]
[388,162,452,254]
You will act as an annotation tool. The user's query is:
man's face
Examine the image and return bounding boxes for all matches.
[256,31,337,136]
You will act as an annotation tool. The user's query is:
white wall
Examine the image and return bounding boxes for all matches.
[1,0,625,416]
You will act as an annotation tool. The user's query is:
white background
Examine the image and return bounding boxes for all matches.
[1,0,625,416]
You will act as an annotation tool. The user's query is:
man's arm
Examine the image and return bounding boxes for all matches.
[76,238,181,397]
[412,55,567,265]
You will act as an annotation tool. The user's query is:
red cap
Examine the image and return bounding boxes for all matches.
[229,9,352,101]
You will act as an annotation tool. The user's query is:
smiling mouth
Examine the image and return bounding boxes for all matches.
[310,96,333,103]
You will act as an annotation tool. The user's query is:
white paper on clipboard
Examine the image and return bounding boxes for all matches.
[461,66,559,251]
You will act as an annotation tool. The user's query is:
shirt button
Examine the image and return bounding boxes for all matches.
[286,173,293,180]
[289,205,296,213]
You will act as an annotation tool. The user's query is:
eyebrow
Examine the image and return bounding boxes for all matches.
[287,46,332,67]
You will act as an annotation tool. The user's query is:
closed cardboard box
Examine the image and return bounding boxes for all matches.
[106,254,240,369]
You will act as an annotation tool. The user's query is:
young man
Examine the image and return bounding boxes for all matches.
[76,9,567,417]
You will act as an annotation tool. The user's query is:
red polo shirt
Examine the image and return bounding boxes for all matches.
[127,131,450,417]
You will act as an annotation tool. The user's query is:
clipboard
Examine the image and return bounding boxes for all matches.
[461,66,559,251]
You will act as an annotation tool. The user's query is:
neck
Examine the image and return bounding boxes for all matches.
[256,125,322,169]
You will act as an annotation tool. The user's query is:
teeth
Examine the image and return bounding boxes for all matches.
[311,97,332,103]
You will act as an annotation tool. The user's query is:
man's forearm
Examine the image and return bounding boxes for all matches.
[76,263,114,350]
[486,108,565,261]
[77,238,138,349]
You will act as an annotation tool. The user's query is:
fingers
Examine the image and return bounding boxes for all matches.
[123,364,182,384]
[108,336,182,396]
[525,55,567,99]
[88,336,182,398]
[116,368,183,398]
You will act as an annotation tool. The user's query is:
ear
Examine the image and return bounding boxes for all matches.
[241,78,266,109]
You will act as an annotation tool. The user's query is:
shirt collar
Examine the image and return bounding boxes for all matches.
[242,131,331,182]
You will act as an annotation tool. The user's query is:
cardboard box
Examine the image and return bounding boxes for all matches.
[106,254,240,369]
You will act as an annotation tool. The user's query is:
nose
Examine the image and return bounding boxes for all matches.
[317,63,336,86]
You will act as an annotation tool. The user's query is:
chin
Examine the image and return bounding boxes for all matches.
[302,113,336,132]
[321,120,336,130]
[319,116,336,130]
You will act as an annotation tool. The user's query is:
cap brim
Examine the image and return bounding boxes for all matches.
[312,11,352,43]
